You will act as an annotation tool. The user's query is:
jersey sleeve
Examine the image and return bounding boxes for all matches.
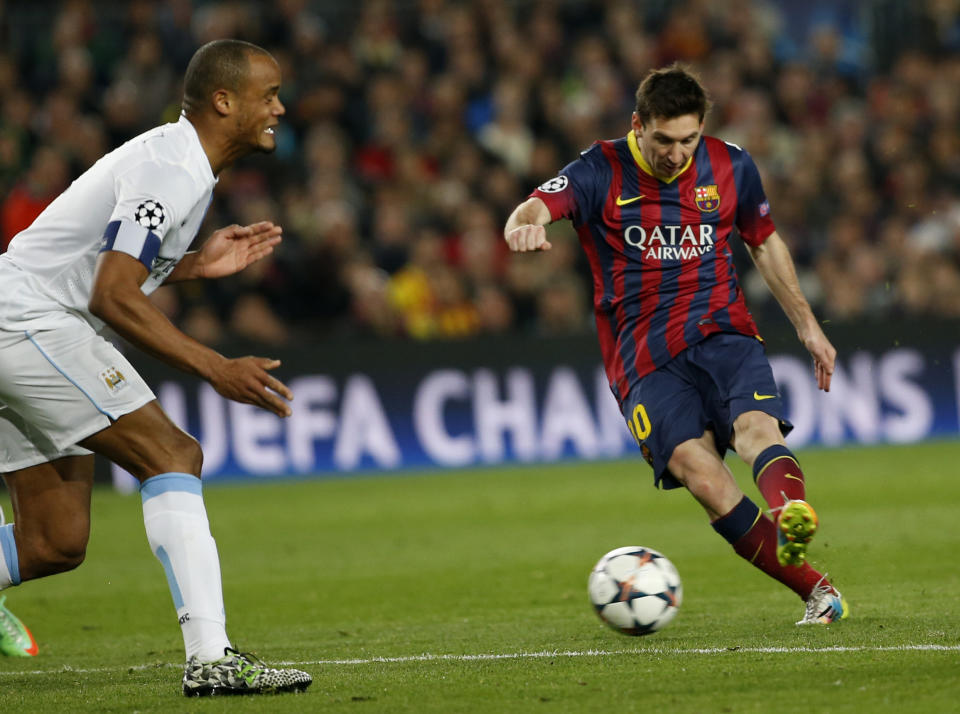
[529,145,607,224]
[103,160,194,269]
[734,149,776,247]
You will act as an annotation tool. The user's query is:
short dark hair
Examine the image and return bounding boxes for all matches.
[182,39,271,117]
[634,63,711,125]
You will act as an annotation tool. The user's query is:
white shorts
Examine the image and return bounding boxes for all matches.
[0,323,155,471]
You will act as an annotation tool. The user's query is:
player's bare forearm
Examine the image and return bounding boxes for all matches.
[504,197,553,252]
[748,231,836,390]
[748,232,815,332]
[90,252,293,415]
[90,252,226,378]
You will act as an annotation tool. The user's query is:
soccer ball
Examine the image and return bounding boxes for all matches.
[588,546,682,636]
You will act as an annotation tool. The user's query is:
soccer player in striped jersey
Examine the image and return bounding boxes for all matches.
[504,64,847,626]
[0,40,311,693]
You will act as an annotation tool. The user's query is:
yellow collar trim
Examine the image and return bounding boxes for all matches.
[627,131,693,184]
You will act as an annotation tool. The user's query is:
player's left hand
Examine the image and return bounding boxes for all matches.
[197,221,282,279]
[801,327,836,392]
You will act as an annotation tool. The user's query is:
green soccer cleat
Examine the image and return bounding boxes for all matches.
[0,595,39,657]
[775,499,819,567]
[797,579,849,625]
[182,647,312,696]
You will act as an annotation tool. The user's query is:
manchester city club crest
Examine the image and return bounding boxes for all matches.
[694,184,720,212]
[99,366,127,393]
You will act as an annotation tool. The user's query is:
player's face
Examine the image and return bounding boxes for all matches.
[235,54,285,153]
[632,113,703,180]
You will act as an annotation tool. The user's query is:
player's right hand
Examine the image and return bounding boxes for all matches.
[505,224,552,252]
[209,357,293,417]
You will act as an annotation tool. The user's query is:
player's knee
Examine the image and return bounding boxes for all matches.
[50,538,87,573]
[677,469,720,501]
[168,430,203,474]
[24,530,88,578]
[127,428,203,479]
[157,430,203,476]
[667,442,708,485]
[732,412,782,464]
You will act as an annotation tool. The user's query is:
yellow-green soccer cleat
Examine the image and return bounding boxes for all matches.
[797,580,849,625]
[775,499,819,567]
[0,595,39,657]
[182,647,312,696]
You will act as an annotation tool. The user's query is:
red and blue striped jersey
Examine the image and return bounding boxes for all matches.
[532,132,776,403]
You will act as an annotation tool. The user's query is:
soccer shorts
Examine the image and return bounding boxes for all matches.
[0,323,155,471]
[621,332,793,489]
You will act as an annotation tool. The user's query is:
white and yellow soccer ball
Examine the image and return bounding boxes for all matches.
[588,546,682,636]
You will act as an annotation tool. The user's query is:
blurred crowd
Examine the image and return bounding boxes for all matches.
[0,0,958,345]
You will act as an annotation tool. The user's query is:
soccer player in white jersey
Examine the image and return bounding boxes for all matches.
[0,39,311,696]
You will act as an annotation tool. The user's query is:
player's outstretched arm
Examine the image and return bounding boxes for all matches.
[166,221,283,283]
[89,251,293,417]
[504,197,553,252]
[747,231,836,392]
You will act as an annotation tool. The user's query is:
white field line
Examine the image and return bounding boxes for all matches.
[0,644,958,677]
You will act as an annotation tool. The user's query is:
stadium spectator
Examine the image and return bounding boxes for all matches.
[0,146,70,251]
[0,0,956,340]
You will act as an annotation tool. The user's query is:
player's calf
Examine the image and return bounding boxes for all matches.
[752,444,805,509]
[15,528,88,580]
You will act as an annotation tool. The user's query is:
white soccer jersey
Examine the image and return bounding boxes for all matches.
[0,114,216,332]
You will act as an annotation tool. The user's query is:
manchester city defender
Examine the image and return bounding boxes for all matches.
[0,40,311,695]
[504,64,848,626]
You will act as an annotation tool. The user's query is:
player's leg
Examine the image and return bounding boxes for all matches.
[731,410,805,508]
[664,432,743,520]
[79,402,234,663]
[731,410,818,566]
[0,456,89,656]
[667,433,843,621]
[685,335,846,622]
[729,414,846,622]
[0,329,96,656]
[623,354,833,617]
[686,334,803,511]
[690,334,821,566]
[0,324,233,664]
[2,455,94,582]
[80,401,311,694]
[0,325,308,690]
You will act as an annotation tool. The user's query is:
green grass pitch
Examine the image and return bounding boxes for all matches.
[1,441,958,712]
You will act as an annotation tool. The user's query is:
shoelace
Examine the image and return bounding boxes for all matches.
[803,574,835,619]
[224,648,269,678]
[766,492,793,518]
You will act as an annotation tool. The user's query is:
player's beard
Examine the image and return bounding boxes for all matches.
[255,127,277,154]
[235,111,278,155]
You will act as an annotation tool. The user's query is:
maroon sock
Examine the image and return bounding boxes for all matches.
[712,496,825,599]
[752,445,805,509]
